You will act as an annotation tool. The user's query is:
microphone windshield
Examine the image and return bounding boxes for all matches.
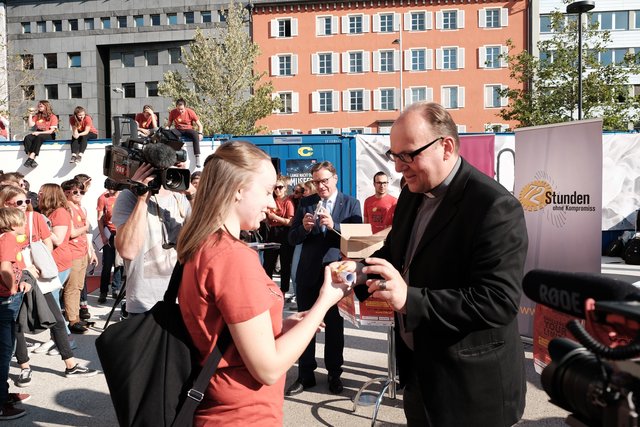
[143,142,177,169]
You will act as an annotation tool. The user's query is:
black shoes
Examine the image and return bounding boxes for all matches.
[23,158,37,168]
[328,375,344,394]
[98,292,107,304]
[285,377,316,396]
[79,307,91,320]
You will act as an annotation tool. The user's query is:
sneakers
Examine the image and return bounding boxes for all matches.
[0,403,26,420]
[6,393,31,405]
[29,159,38,168]
[77,153,83,163]
[33,340,55,354]
[79,307,91,320]
[64,364,98,378]
[195,155,201,168]
[69,154,77,163]
[14,368,31,387]
[112,290,119,299]
[26,341,41,352]
[98,292,107,304]
[23,158,33,168]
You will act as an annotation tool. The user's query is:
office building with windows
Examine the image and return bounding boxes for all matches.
[4,0,230,138]
[253,0,528,134]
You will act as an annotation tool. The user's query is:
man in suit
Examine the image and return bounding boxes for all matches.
[360,102,528,426]
[286,161,362,396]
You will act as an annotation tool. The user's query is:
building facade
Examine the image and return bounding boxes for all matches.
[253,0,529,134]
[4,0,231,139]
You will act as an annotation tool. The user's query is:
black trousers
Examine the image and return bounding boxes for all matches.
[176,129,201,155]
[296,272,344,380]
[70,132,97,155]
[262,226,294,293]
[100,234,123,294]
[23,133,55,156]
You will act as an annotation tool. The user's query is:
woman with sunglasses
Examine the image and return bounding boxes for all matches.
[262,176,295,297]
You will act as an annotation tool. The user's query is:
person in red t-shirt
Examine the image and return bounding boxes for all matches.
[167,98,204,167]
[363,171,397,234]
[96,182,122,302]
[22,100,58,169]
[177,141,351,425]
[68,106,98,164]
[135,105,158,138]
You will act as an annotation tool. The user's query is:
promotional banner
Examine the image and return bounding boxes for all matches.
[514,119,603,372]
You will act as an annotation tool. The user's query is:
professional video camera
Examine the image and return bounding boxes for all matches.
[103,116,190,194]
[524,270,640,427]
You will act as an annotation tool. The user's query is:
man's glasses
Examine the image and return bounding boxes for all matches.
[274,185,285,190]
[385,137,444,163]
[13,199,31,206]
[375,181,388,185]
[312,175,335,187]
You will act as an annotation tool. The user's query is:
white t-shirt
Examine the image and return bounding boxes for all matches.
[112,190,190,314]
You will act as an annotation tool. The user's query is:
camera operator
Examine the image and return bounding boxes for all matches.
[112,163,191,316]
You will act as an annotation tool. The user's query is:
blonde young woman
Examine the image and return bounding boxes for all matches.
[177,141,351,425]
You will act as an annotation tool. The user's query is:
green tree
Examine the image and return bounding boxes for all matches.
[159,1,280,135]
[499,10,640,130]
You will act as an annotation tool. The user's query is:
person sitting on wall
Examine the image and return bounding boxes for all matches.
[166,98,204,168]
[0,112,9,141]
[69,106,98,164]
[135,105,158,138]
[22,100,58,169]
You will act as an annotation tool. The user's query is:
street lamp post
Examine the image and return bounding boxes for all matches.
[566,1,595,121]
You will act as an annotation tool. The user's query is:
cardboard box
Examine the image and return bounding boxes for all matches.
[338,292,394,327]
[339,224,389,259]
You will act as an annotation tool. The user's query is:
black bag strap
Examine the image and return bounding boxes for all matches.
[166,262,233,427]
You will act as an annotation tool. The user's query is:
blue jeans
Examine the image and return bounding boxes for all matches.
[0,292,24,405]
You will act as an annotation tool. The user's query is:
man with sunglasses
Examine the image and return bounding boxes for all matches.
[363,171,397,234]
[356,102,528,426]
[286,161,362,396]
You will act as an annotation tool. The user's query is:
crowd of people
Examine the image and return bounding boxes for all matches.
[0,101,529,426]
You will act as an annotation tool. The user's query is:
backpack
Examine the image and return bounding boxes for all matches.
[624,237,640,265]
[95,262,231,427]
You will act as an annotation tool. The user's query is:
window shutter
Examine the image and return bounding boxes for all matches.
[501,8,509,27]
[342,52,349,73]
[427,87,434,101]
[292,92,299,113]
[341,16,348,33]
[373,51,380,72]
[479,47,486,68]
[362,15,370,32]
[270,19,278,37]
[311,128,320,134]
[501,85,509,107]
[484,85,493,107]
[311,92,319,112]
[394,88,401,110]
[342,90,350,111]
[364,127,373,134]
[373,89,381,110]
[315,17,323,36]
[458,86,465,108]
[363,52,370,72]
[311,53,319,74]
[458,10,465,29]
[458,47,465,69]
[373,13,380,33]
[435,11,443,29]
[394,13,401,31]
[332,53,340,73]
[479,9,486,28]
[442,87,450,108]
[436,48,443,69]
[363,90,371,110]
[292,55,298,75]
[291,18,299,36]
[426,49,433,70]
[500,45,509,67]
[457,125,467,133]
[332,91,340,111]
[331,16,339,34]
[270,56,278,76]
[426,12,433,30]
[332,127,341,133]
[394,50,401,71]
[404,12,411,31]
[404,88,412,106]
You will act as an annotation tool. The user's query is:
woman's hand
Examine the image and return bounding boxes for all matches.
[317,266,352,309]
[282,311,325,334]
[19,281,32,293]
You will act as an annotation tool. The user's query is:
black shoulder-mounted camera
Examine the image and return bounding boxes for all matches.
[103,116,190,194]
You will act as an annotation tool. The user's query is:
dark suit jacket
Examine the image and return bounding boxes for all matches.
[372,158,528,427]
[289,192,362,289]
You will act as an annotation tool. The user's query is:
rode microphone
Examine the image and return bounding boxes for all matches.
[523,269,640,319]
[143,142,177,169]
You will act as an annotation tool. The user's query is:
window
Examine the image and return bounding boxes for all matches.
[485,85,507,108]
[184,12,194,24]
[44,53,58,69]
[592,11,629,31]
[484,9,500,28]
[201,11,212,23]
[379,50,395,72]
[169,48,181,64]
[167,14,178,25]
[349,15,363,34]
[22,22,31,34]
[219,10,228,22]
[69,19,78,31]
[45,84,58,100]
[134,15,144,27]
[53,20,62,32]
[443,11,457,29]
[279,55,292,76]
[378,88,396,110]
[437,47,464,70]
[151,14,161,26]
[145,50,158,66]
[482,46,501,68]
[540,15,552,33]
[101,17,111,29]
[146,82,158,97]
[22,86,35,101]
[411,12,426,31]
[411,49,426,71]
[279,19,292,37]
[317,16,333,36]
[117,16,127,28]
[69,83,82,99]
[279,93,292,113]
[318,53,333,74]
[319,91,333,112]
[636,11,640,30]
[344,89,367,111]
[600,48,629,66]
[21,55,33,70]
[68,52,81,68]
[442,86,464,109]
[84,18,94,30]
[349,52,363,73]
[379,13,394,32]
[410,87,429,104]
[123,83,135,98]
[122,53,135,68]
[37,21,46,33]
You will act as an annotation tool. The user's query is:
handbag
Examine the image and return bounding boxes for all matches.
[95,262,232,427]
[27,212,58,279]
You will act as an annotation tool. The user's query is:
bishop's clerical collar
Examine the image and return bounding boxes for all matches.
[424,157,462,199]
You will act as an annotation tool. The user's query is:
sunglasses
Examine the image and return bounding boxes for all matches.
[274,185,285,190]
[13,199,31,206]
[67,190,86,196]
